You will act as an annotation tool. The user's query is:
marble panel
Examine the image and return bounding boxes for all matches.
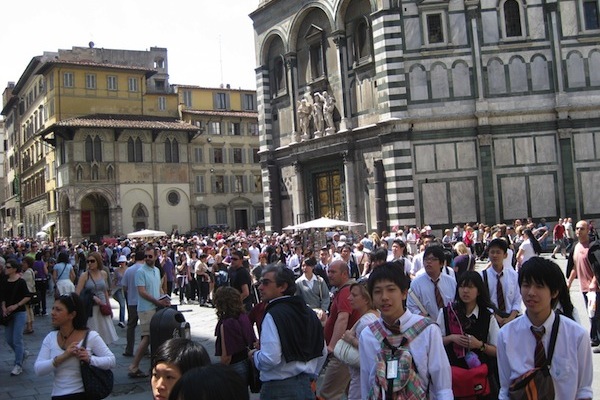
[590,52,600,86]
[435,143,456,170]
[450,14,468,45]
[515,137,535,164]
[415,144,436,172]
[488,59,507,94]
[581,170,600,214]
[457,142,477,169]
[494,138,515,166]
[509,58,528,93]
[595,133,600,158]
[527,8,546,39]
[431,64,450,99]
[450,180,477,222]
[567,53,586,88]
[573,132,596,160]
[559,2,578,37]
[404,19,422,50]
[482,11,499,43]
[531,56,550,91]
[535,135,557,163]
[452,62,471,97]
[529,174,557,217]
[409,66,429,100]
[422,182,449,224]
[500,176,528,219]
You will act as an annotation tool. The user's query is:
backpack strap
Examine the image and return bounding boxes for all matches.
[546,313,560,366]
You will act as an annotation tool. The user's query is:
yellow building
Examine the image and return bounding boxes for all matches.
[175,85,263,230]
[2,46,204,241]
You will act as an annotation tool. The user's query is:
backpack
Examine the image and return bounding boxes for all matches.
[587,240,600,280]
[368,318,432,400]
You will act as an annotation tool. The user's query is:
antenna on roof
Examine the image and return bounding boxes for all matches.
[219,35,223,86]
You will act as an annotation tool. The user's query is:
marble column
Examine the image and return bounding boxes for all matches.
[332,31,351,132]
[342,151,358,223]
[292,161,307,224]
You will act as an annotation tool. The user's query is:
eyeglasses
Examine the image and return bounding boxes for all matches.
[145,255,154,259]
[259,278,273,286]
[231,257,241,261]
[87,259,96,264]
[424,257,439,262]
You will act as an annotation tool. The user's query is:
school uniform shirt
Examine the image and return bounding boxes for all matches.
[407,272,456,318]
[497,311,593,400]
[359,310,453,400]
[480,266,522,315]
[436,305,499,346]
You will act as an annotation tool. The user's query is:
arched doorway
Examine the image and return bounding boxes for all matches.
[81,193,110,241]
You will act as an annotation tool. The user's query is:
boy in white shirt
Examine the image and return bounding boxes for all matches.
[359,262,452,399]
[497,257,593,399]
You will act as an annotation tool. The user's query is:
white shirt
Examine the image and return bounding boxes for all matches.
[407,272,457,318]
[415,265,456,280]
[503,248,514,270]
[497,312,593,400]
[411,252,424,275]
[248,245,260,266]
[253,304,327,381]
[519,239,536,264]
[436,305,500,346]
[34,331,116,397]
[359,310,453,400]
[480,266,522,314]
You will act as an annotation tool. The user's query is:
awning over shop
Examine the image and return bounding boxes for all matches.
[41,221,56,231]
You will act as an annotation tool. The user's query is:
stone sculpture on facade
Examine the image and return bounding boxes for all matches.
[322,91,336,135]
[294,86,337,142]
[312,93,325,138]
[296,98,312,142]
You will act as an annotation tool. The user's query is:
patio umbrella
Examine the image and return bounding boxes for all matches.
[126,229,167,239]
[285,217,364,230]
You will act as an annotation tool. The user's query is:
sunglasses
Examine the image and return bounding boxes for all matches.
[87,259,96,263]
[145,255,154,259]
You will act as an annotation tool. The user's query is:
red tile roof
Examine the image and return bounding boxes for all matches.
[182,109,258,119]
[46,114,199,131]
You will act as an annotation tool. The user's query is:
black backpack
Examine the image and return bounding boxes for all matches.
[588,240,600,281]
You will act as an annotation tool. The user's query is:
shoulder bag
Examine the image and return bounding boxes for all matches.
[509,314,560,400]
[80,330,114,400]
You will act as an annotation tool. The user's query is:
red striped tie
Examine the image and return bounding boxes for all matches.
[432,278,444,309]
[497,272,506,313]
[531,326,547,368]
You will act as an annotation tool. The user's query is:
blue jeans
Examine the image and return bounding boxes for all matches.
[230,359,249,384]
[112,288,126,323]
[260,373,314,400]
[5,311,27,366]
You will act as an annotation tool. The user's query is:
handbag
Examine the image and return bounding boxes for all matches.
[28,292,40,305]
[0,312,15,326]
[247,358,262,393]
[80,330,114,400]
[333,337,360,367]
[99,303,113,317]
[452,363,490,399]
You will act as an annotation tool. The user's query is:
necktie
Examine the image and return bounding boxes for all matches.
[530,326,547,368]
[432,279,444,309]
[496,272,506,313]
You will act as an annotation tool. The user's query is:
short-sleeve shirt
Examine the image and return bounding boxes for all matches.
[135,264,161,312]
[324,284,360,345]
[231,266,253,308]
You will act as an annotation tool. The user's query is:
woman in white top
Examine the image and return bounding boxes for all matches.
[341,282,380,400]
[515,229,541,269]
[34,292,115,400]
[53,252,76,297]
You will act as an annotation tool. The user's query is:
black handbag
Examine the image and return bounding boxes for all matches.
[80,330,114,400]
[0,312,15,326]
[247,358,262,393]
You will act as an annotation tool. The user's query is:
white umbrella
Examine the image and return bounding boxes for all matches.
[127,229,167,239]
[286,217,364,230]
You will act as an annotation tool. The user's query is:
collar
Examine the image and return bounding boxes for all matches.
[465,304,480,319]
[525,310,556,331]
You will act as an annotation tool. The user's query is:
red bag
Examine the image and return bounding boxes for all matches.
[99,303,113,317]
[452,363,490,399]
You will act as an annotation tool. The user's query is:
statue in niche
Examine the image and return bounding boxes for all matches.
[322,91,336,134]
[296,98,312,141]
[312,93,324,137]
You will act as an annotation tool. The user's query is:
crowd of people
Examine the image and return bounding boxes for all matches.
[0,216,598,399]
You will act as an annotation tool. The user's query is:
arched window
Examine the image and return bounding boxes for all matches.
[355,19,372,62]
[107,165,114,181]
[274,57,285,93]
[94,136,102,162]
[85,135,102,162]
[504,0,523,37]
[91,165,99,180]
[165,138,179,163]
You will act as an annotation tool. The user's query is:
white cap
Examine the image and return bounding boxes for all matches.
[117,255,128,263]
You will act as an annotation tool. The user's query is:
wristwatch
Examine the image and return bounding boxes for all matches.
[479,342,486,352]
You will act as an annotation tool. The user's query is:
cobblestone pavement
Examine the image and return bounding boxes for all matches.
[1,255,597,399]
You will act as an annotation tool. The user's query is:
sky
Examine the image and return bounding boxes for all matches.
[0,0,259,95]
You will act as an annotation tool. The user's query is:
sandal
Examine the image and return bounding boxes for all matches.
[128,369,149,378]
[24,329,34,335]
